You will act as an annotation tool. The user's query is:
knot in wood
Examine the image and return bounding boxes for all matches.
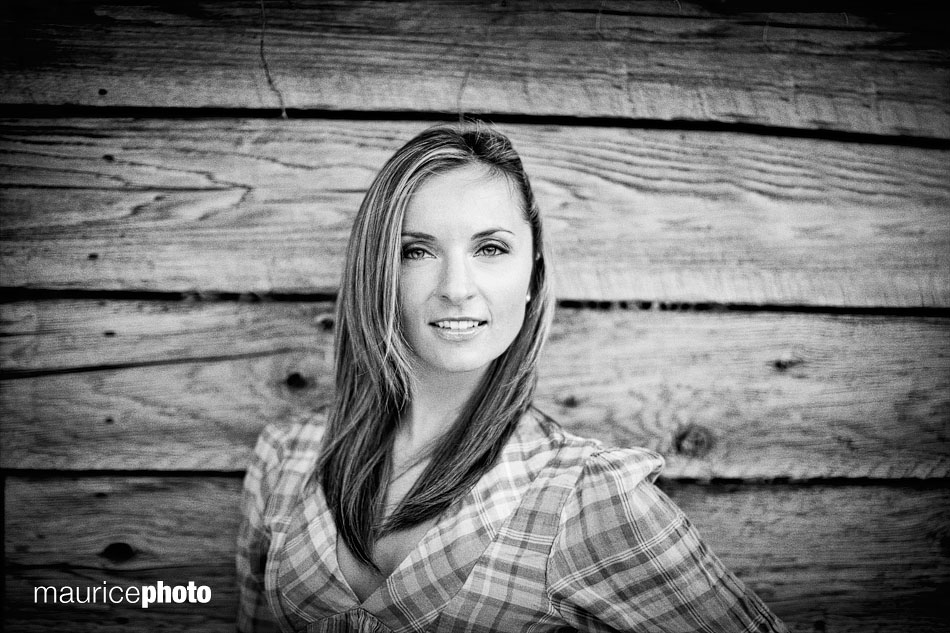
[558,394,580,408]
[773,352,803,371]
[316,314,335,331]
[99,542,135,564]
[286,372,308,390]
[674,424,714,458]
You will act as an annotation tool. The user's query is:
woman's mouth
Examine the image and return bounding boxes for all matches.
[430,319,487,340]
[433,319,484,330]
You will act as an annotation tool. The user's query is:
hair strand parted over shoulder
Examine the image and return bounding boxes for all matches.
[316,121,554,572]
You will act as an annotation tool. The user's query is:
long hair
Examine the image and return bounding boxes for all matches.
[316,121,554,571]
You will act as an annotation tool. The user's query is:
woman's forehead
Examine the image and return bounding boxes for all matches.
[401,165,528,235]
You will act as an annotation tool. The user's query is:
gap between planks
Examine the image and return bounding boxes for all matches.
[3,288,948,319]
[3,106,950,150]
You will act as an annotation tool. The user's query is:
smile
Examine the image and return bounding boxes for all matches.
[433,319,486,330]
[429,319,487,340]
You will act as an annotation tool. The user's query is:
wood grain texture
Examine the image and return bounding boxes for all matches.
[4,477,238,632]
[5,476,949,632]
[2,119,947,306]
[2,300,947,478]
[2,1,948,137]
[658,481,950,632]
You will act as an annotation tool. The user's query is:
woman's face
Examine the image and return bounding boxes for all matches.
[398,164,534,381]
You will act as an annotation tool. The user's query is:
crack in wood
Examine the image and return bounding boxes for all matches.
[258,0,288,119]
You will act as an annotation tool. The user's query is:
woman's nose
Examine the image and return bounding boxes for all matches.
[439,254,476,304]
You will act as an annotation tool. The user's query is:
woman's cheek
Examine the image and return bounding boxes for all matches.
[399,265,434,305]
[492,275,530,331]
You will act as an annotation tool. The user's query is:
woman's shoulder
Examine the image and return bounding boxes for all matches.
[250,412,327,474]
[518,408,665,488]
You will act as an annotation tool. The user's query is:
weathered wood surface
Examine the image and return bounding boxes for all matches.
[4,477,239,632]
[659,481,950,632]
[2,119,948,306]
[2,2,948,138]
[5,476,949,632]
[3,300,947,478]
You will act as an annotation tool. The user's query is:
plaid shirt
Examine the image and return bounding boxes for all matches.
[237,413,788,632]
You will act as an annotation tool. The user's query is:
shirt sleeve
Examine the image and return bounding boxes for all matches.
[546,448,788,633]
[236,426,285,633]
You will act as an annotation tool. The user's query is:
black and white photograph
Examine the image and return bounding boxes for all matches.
[1,2,948,631]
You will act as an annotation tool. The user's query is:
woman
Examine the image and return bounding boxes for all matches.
[237,122,788,632]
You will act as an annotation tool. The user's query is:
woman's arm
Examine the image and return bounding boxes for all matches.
[546,449,788,632]
[235,429,282,633]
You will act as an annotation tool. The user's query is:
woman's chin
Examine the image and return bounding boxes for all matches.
[412,352,496,378]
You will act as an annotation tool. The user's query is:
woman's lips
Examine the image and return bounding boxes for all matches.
[429,318,487,340]
[433,319,483,330]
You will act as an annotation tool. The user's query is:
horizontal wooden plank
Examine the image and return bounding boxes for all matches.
[2,120,948,306]
[5,477,949,631]
[0,355,329,472]
[542,308,950,480]
[2,300,947,478]
[0,299,337,372]
[2,2,948,137]
[658,481,950,631]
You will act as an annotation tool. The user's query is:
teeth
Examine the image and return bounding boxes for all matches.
[435,320,481,330]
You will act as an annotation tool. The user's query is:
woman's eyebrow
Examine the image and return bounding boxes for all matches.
[401,231,434,240]
[401,228,515,240]
[472,228,515,239]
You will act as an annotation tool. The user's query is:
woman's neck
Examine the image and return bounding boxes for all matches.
[396,366,485,459]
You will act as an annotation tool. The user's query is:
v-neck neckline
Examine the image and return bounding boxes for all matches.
[302,457,481,612]
[330,498,449,610]
[278,415,553,628]
[319,436,529,608]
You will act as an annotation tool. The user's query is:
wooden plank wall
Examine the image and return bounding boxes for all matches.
[2,2,948,631]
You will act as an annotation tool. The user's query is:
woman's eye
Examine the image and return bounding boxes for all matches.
[476,243,508,257]
[402,246,430,260]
